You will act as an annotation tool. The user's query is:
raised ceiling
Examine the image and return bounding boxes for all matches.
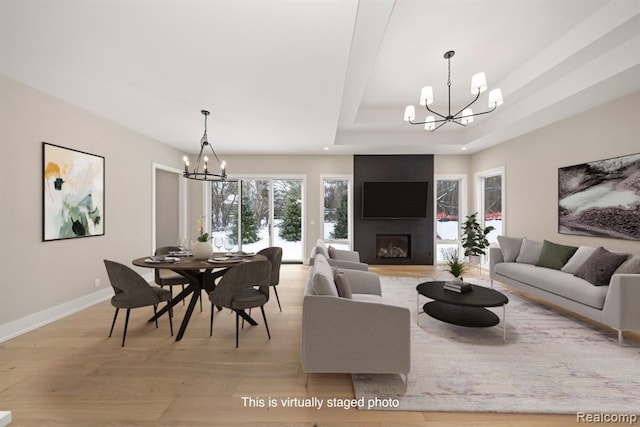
[2,0,639,155]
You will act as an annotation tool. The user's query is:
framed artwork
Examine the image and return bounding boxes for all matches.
[43,142,105,241]
[558,152,640,241]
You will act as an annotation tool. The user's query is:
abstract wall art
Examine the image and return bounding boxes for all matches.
[558,152,640,241]
[43,142,105,241]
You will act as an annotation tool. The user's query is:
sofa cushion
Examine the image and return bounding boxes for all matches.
[561,246,597,274]
[535,240,578,270]
[615,255,640,274]
[314,240,330,259]
[312,254,339,296]
[495,262,608,309]
[516,238,543,264]
[328,245,336,259]
[497,236,523,262]
[574,247,629,287]
[334,269,352,299]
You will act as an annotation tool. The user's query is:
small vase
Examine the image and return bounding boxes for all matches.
[192,241,213,259]
[449,277,463,284]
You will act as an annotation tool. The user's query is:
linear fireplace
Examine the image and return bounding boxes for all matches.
[376,234,410,259]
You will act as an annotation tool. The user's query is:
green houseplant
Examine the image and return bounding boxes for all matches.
[441,248,468,281]
[461,212,495,261]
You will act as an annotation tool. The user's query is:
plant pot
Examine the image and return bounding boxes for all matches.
[468,255,481,266]
[192,241,213,259]
[448,276,463,284]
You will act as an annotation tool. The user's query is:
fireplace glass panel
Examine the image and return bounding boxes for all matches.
[376,234,410,259]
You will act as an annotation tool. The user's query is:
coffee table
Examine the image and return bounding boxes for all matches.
[416,281,509,340]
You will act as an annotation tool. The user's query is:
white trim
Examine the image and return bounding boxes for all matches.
[320,174,353,250]
[151,162,188,253]
[434,174,468,261]
[0,288,113,344]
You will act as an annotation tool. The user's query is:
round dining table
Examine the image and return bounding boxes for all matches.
[132,253,267,341]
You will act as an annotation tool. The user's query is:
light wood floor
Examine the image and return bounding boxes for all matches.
[1,264,631,426]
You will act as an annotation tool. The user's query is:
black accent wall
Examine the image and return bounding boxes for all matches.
[354,155,434,265]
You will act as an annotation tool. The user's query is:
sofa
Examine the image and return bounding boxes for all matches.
[301,253,411,375]
[490,237,640,345]
[308,239,368,271]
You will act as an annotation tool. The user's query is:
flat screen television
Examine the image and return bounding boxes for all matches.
[362,181,429,219]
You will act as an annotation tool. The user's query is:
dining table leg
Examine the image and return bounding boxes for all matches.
[148,282,196,321]
[175,284,202,341]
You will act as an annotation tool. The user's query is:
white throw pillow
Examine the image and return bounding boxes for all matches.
[516,238,543,264]
[497,236,523,262]
[561,246,597,274]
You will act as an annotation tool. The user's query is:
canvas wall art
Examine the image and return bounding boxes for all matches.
[43,142,105,241]
[558,152,640,241]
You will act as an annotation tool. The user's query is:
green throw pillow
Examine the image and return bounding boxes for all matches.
[535,240,578,270]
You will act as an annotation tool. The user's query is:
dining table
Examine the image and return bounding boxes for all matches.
[132,252,267,341]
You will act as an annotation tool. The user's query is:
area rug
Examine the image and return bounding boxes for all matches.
[352,276,640,414]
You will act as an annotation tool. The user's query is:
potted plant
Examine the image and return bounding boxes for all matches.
[441,247,468,283]
[192,216,213,259]
[461,212,495,265]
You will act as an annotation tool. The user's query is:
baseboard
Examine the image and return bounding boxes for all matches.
[0,287,113,344]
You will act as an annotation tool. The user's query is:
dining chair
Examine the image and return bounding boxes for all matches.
[208,259,272,348]
[154,246,199,310]
[104,260,173,347]
[256,247,283,311]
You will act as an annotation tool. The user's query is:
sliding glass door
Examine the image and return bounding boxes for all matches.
[210,177,304,262]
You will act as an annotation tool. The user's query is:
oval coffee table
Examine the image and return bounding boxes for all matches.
[416,281,509,340]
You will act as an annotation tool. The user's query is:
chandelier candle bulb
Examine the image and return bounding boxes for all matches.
[404,105,415,122]
[461,108,473,125]
[420,86,434,106]
[488,88,504,107]
[425,116,435,131]
[471,72,488,94]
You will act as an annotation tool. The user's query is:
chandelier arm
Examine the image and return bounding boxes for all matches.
[424,104,448,120]
[408,115,452,125]
[192,144,207,174]
[451,120,467,127]
[429,120,450,132]
[452,90,481,119]
[205,142,223,167]
[460,104,498,120]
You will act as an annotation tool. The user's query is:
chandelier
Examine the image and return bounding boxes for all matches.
[183,110,227,181]
[403,50,503,132]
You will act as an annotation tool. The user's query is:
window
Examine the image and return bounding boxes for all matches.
[475,167,505,246]
[322,176,351,250]
[435,175,466,263]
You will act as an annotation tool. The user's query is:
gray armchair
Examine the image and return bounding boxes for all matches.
[104,260,173,346]
[309,239,368,271]
[208,260,272,348]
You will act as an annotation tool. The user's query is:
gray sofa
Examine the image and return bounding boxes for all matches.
[301,253,411,375]
[490,239,640,345]
[308,239,368,271]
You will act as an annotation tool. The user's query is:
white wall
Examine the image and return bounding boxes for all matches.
[471,90,640,255]
[0,75,185,330]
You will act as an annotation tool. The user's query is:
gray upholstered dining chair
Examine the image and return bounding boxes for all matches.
[154,246,197,309]
[104,260,173,347]
[256,247,283,311]
[208,259,272,348]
